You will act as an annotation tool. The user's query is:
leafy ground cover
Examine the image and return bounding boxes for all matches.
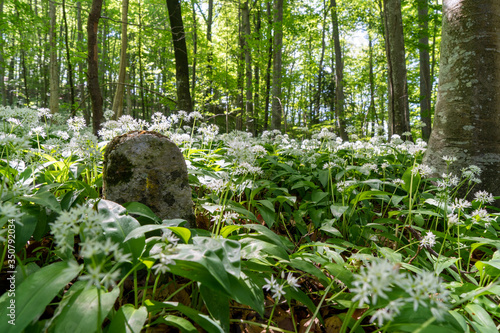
[1,106,499,332]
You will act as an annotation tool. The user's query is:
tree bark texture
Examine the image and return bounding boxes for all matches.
[331,0,348,140]
[49,0,59,114]
[423,0,500,200]
[166,0,193,112]
[271,0,283,131]
[418,0,432,141]
[383,0,411,138]
[242,1,254,133]
[87,0,104,135]
[112,0,129,119]
[62,0,76,115]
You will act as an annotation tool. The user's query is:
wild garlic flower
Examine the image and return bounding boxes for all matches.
[0,201,23,221]
[442,155,457,163]
[67,116,86,132]
[369,299,404,326]
[28,126,46,138]
[474,190,495,204]
[471,209,493,224]
[451,198,471,211]
[286,272,300,290]
[447,214,461,226]
[263,273,298,300]
[420,231,437,248]
[392,179,405,187]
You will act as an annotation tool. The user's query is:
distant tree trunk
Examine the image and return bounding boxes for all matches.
[313,2,328,126]
[242,1,254,133]
[264,0,272,130]
[77,2,89,124]
[331,0,348,140]
[166,0,193,112]
[382,0,411,138]
[112,0,129,119]
[87,0,104,136]
[236,4,245,130]
[138,1,146,119]
[0,0,5,105]
[368,29,377,130]
[418,0,432,141]
[424,0,500,202]
[253,6,261,134]
[271,0,283,131]
[191,0,197,108]
[205,0,214,112]
[62,0,76,115]
[49,0,59,114]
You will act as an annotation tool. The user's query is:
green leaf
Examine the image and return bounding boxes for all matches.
[98,199,145,262]
[243,224,294,252]
[20,190,61,213]
[15,208,38,252]
[402,167,421,194]
[330,204,349,218]
[0,261,82,333]
[156,315,197,333]
[311,190,329,203]
[379,247,402,263]
[240,237,290,262]
[49,285,119,333]
[256,204,276,228]
[200,284,230,332]
[220,225,244,238]
[123,201,161,223]
[145,300,224,333]
[107,304,148,333]
[434,256,459,275]
[465,304,498,332]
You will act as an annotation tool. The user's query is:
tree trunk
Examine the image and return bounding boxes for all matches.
[242,1,254,133]
[271,0,283,131]
[77,2,89,124]
[87,0,104,136]
[418,0,432,141]
[62,0,76,115]
[0,0,5,105]
[264,0,272,130]
[423,0,500,201]
[112,0,129,119]
[166,0,193,112]
[191,0,197,108]
[382,0,411,139]
[49,0,59,114]
[331,0,348,140]
[253,5,261,134]
[313,1,328,126]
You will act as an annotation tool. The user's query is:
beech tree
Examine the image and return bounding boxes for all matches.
[423,0,500,200]
[87,0,104,135]
[166,0,193,112]
[271,0,283,131]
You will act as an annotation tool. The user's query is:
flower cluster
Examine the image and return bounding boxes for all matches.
[263,272,301,300]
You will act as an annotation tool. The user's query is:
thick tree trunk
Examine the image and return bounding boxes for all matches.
[383,0,411,138]
[264,0,272,130]
[87,0,104,136]
[112,0,129,119]
[418,0,432,141]
[49,0,59,114]
[271,0,283,131]
[166,0,193,112]
[424,0,500,201]
[331,0,348,140]
[77,2,89,124]
[191,0,197,108]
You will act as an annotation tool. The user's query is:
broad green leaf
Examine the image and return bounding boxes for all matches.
[311,190,329,203]
[434,257,459,275]
[240,237,290,262]
[124,224,191,244]
[123,201,161,223]
[256,204,276,228]
[465,304,497,332]
[0,261,82,333]
[145,300,224,333]
[330,204,349,218]
[200,284,230,332]
[20,190,61,213]
[289,258,329,286]
[15,208,38,252]
[379,247,402,263]
[107,305,148,333]
[243,224,294,252]
[49,285,119,333]
[220,225,243,238]
[156,315,197,333]
[402,167,421,194]
[98,199,145,261]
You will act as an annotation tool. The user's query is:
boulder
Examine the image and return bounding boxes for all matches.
[103,130,194,226]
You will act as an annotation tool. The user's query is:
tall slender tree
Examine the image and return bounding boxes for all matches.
[49,0,59,114]
[242,1,254,133]
[112,0,129,119]
[382,0,411,138]
[331,0,348,140]
[418,0,432,141]
[271,0,283,130]
[424,0,500,201]
[166,0,193,112]
[87,0,104,135]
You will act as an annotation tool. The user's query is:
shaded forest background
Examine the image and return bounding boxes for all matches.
[0,0,442,139]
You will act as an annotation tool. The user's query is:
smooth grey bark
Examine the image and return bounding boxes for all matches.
[418,0,432,141]
[331,0,348,140]
[264,0,272,130]
[62,0,76,115]
[424,0,500,200]
[112,0,129,119]
[383,0,411,138]
[49,0,59,114]
[271,0,283,131]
